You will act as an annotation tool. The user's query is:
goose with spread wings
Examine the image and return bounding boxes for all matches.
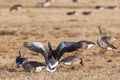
[24,42,58,72]
[24,40,95,72]
[53,40,95,60]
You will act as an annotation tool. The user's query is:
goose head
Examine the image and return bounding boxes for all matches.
[16,50,27,68]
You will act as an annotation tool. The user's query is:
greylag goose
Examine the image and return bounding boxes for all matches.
[82,11,92,15]
[67,11,77,16]
[22,61,46,72]
[97,26,117,51]
[36,0,51,8]
[95,5,104,10]
[60,55,83,66]
[10,4,23,12]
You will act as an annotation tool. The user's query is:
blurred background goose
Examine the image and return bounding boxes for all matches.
[10,4,23,12]
[95,5,104,10]
[36,0,51,8]
[67,11,77,16]
[72,0,79,3]
[82,11,92,15]
[107,5,118,10]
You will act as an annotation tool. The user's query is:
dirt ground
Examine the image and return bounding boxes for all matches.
[0,0,120,80]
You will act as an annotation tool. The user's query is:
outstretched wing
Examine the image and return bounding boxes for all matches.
[55,41,82,60]
[24,42,48,61]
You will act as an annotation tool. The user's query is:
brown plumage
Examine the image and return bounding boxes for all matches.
[60,55,83,66]
[97,26,117,51]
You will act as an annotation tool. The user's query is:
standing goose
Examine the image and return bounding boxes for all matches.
[97,26,117,51]
[24,40,95,72]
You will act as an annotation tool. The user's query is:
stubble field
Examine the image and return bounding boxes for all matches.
[0,0,120,80]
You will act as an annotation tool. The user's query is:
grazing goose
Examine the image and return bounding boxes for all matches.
[82,11,92,15]
[10,4,23,12]
[97,26,117,51]
[36,0,51,8]
[24,40,94,72]
[60,55,83,66]
[107,5,118,10]
[72,0,79,3]
[16,50,26,68]
[22,61,46,72]
[67,11,77,16]
[16,50,46,72]
[95,5,104,10]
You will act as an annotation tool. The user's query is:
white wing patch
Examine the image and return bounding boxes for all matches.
[87,44,95,49]
[107,47,113,50]
[62,62,71,65]
[35,66,44,72]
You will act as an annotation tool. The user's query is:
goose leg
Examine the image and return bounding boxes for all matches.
[98,48,106,54]
[17,65,19,68]
[98,48,113,62]
[97,48,108,59]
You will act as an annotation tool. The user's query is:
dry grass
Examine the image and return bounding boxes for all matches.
[0,0,120,80]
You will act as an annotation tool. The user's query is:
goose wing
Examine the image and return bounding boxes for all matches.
[24,42,48,61]
[60,55,78,62]
[24,61,46,67]
[101,38,117,50]
[55,41,82,60]
[102,36,116,41]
